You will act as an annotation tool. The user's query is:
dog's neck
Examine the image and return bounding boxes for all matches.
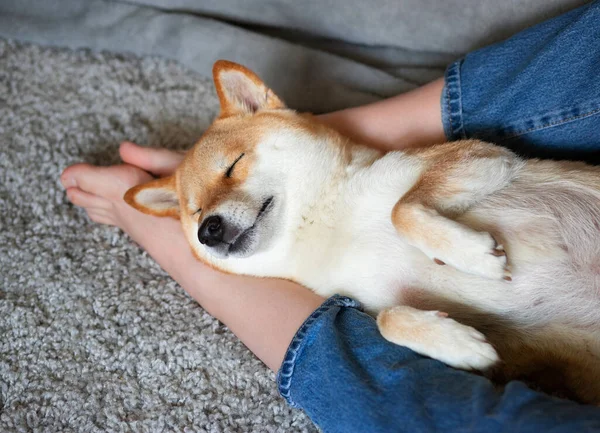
[283,128,381,224]
[269,122,426,288]
[268,126,391,275]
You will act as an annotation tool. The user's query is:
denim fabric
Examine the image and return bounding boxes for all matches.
[441,0,600,164]
[277,296,600,433]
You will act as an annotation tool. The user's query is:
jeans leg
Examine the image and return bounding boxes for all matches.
[442,0,600,164]
[278,296,600,433]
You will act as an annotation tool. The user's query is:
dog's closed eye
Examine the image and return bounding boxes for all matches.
[226,153,245,178]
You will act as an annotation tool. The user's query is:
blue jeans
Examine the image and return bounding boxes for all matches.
[442,1,600,164]
[278,297,600,433]
[276,2,600,432]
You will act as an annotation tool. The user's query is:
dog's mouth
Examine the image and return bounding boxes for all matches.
[228,196,274,254]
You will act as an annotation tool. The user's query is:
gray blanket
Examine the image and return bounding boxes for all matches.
[0,1,589,431]
[0,0,587,112]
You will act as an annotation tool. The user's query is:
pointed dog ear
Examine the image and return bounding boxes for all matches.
[213,60,285,118]
[124,175,180,218]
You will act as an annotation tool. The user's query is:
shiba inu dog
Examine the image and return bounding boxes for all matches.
[125,60,600,404]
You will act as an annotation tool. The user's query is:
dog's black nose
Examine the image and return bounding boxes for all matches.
[198,215,224,246]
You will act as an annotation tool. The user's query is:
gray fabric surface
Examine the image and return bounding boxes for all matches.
[0,0,402,113]
[131,0,586,52]
[0,38,315,432]
[0,0,588,112]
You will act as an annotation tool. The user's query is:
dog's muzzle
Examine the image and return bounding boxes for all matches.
[197,197,274,257]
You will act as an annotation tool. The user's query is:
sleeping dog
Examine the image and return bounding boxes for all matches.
[125,61,600,404]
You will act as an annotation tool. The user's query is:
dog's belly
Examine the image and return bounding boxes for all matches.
[333,249,600,403]
[312,213,599,332]
[393,196,600,403]
[306,236,428,313]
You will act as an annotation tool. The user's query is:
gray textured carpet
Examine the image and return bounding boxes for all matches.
[0,39,315,432]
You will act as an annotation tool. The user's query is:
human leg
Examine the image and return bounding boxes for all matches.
[442,1,600,163]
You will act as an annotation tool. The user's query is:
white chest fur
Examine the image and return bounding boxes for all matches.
[287,151,428,311]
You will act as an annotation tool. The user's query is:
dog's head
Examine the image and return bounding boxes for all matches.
[124,61,335,266]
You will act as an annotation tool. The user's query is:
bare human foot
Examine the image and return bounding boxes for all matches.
[61,141,185,244]
[60,141,209,289]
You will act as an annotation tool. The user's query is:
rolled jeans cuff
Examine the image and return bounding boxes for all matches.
[441,59,466,141]
[276,294,362,407]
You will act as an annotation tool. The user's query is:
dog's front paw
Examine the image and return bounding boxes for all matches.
[419,312,499,370]
[378,307,500,370]
[438,231,512,281]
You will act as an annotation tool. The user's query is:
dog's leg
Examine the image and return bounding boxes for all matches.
[377,305,499,370]
[393,203,512,279]
[393,140,521,280]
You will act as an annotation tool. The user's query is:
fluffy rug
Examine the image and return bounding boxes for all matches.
[0,39,315,432]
